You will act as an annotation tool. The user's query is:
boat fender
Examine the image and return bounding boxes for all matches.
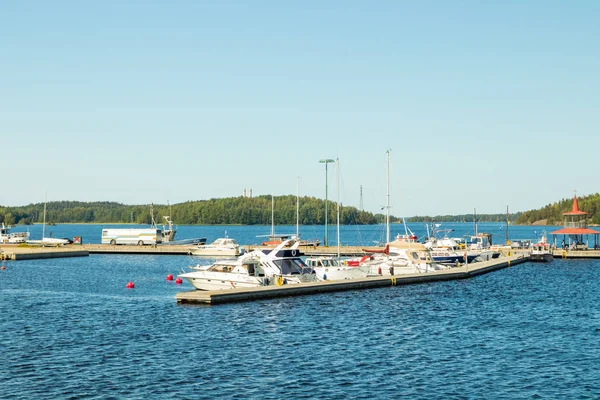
[263,277,269,286]
[389,266,394,276]
[377,266,382,275]
[463,252,467,262]
[323,273,327,281]
[283,278,287,285]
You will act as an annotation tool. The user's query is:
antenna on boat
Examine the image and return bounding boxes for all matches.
[474,208,477,236]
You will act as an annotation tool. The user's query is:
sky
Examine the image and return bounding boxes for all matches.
[2,1,599,217]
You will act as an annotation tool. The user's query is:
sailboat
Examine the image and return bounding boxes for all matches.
[307,159,370,281]
[27,194,70,246]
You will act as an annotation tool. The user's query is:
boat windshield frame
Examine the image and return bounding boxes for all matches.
[273,257,313,275]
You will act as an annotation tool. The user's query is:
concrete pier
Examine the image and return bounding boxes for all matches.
[0,246,89,260]
[175,254,529,305]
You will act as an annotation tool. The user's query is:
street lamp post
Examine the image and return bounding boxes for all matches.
[319,158,335,246]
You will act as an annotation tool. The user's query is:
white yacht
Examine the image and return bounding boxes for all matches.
[306,256,369,281]
[0,223,30,244]
[360,240,450,276]
[179,239,316,290]
[188,238,244,257]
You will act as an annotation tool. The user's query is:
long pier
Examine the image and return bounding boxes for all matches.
[175,254,529,305]
[0,246,89,260]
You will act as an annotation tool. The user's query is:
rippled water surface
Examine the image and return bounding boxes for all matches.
[2,226,600,398]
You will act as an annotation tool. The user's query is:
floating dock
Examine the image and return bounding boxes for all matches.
[0,246,89,261]
[175,254,529,305]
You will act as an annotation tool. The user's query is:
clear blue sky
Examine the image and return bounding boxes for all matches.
[2,1,599,216]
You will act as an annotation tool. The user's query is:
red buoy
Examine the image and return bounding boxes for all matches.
[166,274,174,281]
[175,277,183,284]
[126,281,135,289]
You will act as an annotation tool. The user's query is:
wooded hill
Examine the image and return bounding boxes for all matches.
[514,193,600,225]
[3,193,591,226]
[0,196,382,226]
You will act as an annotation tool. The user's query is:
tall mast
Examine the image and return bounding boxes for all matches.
[359,185,363,211]
[474,208,477,236]
[336,158,340,259]
[271,195,275,237]
[296,177,300,238]
[505,205,509,244]
[386,149,391,244]
[42,191,47,239]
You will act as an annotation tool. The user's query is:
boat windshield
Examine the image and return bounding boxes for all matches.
[273,258,313,275]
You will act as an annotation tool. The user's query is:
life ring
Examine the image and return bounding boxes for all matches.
[291,250,297,256]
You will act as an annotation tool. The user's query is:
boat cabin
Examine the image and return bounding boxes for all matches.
[207,259,264,276]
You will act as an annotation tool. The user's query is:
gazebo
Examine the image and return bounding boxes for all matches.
[550,194,600,250]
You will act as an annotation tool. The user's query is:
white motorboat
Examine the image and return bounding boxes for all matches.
[530,231,554,262]
[306,256,369,281]
[179,239,316,290]
[189,238,244,257]
[0,223,30,244]
[179,256,268,290]
[362,240,449,276]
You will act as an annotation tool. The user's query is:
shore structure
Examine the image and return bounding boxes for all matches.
[550,194,600,249]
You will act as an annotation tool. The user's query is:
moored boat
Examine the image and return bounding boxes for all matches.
[0,223,30,244]
[189,238,244,257]
[179,239,316,290]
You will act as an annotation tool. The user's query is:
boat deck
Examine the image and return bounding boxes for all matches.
[175,254,529,305]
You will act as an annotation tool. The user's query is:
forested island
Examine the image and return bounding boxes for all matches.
[0,193,595,226]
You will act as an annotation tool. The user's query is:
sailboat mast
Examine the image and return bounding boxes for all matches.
[336,158,340,259]
[474,208,477,236]
[42,192,47,240]
[296,177,299,238]
[505,205,509,244]
[385,150,391,244]
[271,195,275,237]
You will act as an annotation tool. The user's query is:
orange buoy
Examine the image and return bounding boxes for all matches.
[166,274,174,281]
[175,277,183,284]
[126,281,135,289]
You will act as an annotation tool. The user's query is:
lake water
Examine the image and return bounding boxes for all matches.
[11,221,561,247]
[1,223,599,399]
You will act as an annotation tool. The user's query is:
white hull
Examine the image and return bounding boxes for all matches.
[314,265,369,281]
[189,248,240,257]
[182,273,267,290]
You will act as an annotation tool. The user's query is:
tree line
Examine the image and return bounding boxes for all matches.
[0,196,381,226]
[515,193,600,225]
[3,193,590,226]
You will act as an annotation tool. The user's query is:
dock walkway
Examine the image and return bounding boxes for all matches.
[176,254,529,305]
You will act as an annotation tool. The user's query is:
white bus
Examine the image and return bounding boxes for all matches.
[101,228,163,246]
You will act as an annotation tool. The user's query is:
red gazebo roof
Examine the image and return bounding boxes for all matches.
[550,227,600,235]
[563,195,588,215]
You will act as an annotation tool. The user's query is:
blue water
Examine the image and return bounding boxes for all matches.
[2,224,599,399]
[12,221,559,247]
